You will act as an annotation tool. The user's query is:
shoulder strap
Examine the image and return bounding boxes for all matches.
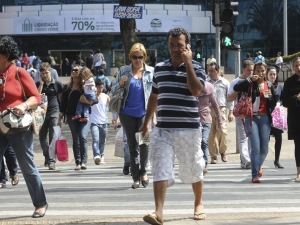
[16,67,28,101]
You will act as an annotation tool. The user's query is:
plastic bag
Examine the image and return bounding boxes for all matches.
[271,103,288,131]
[49,125,61,160]
[56,132,69,162]
[114,127,124,158]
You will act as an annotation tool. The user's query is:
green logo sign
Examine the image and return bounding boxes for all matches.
[22,19,33,32]
[150,18,162,28]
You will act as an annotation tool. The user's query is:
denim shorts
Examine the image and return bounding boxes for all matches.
[149,128,205,187]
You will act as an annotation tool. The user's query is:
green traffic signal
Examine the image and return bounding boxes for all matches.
[196,53,201,59]
[222,36,233,47]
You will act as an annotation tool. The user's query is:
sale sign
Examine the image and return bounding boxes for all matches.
[113,5,143,19]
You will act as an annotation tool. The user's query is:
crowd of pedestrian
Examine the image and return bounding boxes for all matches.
[0,28,300,225]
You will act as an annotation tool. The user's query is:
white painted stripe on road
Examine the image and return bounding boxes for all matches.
[1,199,300,208]
[1,207,300,216]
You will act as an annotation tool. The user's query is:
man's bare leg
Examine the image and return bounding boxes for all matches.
[144,180,168,223]
[192,180,206,220]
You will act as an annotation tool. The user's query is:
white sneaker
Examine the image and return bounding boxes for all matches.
[241,161,251,169]
[94,156,100,165]
[100,156,105,164]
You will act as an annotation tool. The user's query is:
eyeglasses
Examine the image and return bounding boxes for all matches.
[132,55,144,60]
[72,69,79,72]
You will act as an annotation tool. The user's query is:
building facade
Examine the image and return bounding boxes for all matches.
[0,0,299,75]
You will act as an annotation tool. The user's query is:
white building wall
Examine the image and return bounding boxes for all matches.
[0,3,215,35]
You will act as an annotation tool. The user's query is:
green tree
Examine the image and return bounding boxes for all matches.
[246,0,299,56]
[119,0,138,65]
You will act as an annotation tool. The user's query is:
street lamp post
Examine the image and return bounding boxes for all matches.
[283,0,288,56]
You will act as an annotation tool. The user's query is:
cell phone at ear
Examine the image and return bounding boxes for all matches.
[187,44,191,49]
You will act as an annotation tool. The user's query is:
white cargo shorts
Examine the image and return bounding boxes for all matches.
[149,128,205,187]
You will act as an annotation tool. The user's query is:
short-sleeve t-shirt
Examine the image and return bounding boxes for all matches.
[84,77,96,95]
[229,77,245,101]
[152,59,206,129]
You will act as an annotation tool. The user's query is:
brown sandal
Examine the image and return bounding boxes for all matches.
[10,174,19,186]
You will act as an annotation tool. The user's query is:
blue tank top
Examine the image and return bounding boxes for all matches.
[120,78,146,118]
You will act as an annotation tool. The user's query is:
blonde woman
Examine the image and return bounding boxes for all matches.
[111,43,154,189]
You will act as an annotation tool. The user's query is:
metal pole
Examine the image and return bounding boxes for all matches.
[235,44,241,153]
[283,0,288,56]
[216,26,221,65]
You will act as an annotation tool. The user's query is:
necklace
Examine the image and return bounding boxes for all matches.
[0,71,8,100]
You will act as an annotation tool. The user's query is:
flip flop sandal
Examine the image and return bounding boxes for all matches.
[194,213,206,220]
[143,213,163,225]
[10,174,19,186]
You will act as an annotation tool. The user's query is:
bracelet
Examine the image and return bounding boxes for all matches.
[24,102,29,110]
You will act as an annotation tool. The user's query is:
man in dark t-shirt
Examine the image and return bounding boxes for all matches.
[86,51,94,71]
[36,62,63,170]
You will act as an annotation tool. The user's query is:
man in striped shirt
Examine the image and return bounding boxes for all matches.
[140,27,207,224]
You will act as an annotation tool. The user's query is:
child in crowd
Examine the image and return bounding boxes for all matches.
[72,67,96,122]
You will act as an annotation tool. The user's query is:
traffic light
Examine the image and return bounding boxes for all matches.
[195,39,203,62]
[211,0,221,27]
[220,0,239,48]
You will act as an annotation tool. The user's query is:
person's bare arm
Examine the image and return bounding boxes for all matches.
[182,45,204,96]
[227,92,238,102]
[139,93,158,136]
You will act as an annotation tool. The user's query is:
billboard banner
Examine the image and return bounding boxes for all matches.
[113,5,143,19]
[14,15,193,34]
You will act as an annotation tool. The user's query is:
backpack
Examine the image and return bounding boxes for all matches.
[29,69,36,79]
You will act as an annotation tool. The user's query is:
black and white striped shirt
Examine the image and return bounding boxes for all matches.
[152,59,206,129]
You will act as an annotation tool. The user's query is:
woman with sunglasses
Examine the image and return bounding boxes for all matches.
[58,65,98,170]
[234,61,276,183]
[0,36,48,217]
[111,43,154,189]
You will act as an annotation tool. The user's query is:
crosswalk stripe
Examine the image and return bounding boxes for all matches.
[1,162,299,219]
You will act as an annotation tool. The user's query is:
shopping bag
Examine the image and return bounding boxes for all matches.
[49,126,61,160]
[114,127,124,158]
[56,132,69,162]
[271,103,288,131]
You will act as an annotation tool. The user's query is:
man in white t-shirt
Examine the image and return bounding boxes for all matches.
[206,54,216,69]
[227,60,254,169]
[275,52,283,76]
[29,51,36,65]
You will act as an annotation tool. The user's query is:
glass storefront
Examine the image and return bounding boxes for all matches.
[1,0,299,73]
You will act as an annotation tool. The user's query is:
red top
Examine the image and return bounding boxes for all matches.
[258,81,268,114]
[0,64,41,112]
[22,57,29,65]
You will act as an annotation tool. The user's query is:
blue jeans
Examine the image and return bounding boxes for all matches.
[245,114,271,179]
[123,130,130,167]
[0,130,47,207]
[39,114,58,164]
[90,123,107,158]
[0,145,18,184]
[75,93,95,118]
[201,123,211,167]
[67,115,91,165]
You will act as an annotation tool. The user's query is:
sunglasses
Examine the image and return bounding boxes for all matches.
[72,69,79,72]
[132,55,144,60]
